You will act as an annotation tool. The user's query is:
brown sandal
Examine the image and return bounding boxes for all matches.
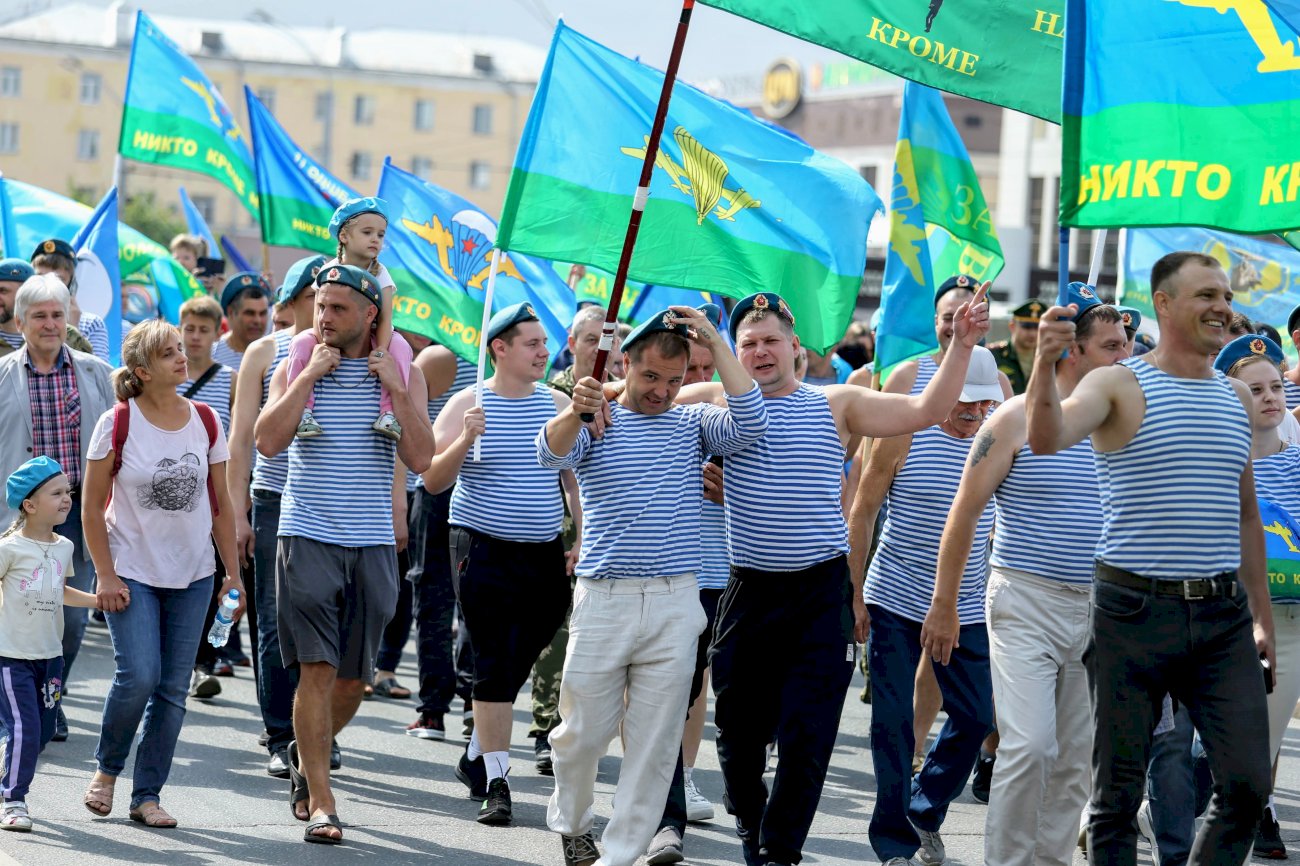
[129,802,177,828]
[83,777,115,816]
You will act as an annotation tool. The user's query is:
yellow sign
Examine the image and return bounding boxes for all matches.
[762,58,802,119]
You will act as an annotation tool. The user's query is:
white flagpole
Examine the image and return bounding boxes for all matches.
[472,248,503,462]
[1088,228,1108,287]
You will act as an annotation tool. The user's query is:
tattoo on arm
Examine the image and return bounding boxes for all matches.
[971,430,995,467]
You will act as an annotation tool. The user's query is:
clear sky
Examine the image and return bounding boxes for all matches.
[139,0,840,88]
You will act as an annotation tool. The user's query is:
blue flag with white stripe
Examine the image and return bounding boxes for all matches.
[70,188,123,364]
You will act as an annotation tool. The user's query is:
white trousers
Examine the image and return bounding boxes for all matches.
[1266,603,1300,764]
[984,566,1093,866]
[546,573,705,866]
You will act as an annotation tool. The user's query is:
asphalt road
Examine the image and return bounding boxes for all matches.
[0,620,1289,865]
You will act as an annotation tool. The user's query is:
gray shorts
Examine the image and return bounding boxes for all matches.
[276,535,399,682]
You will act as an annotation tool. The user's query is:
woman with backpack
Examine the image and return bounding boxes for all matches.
[78,320,243,828]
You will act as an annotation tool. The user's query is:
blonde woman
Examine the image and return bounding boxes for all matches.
[79,321,243,828]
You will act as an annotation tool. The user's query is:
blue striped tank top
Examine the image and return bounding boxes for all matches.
[449,384,563,542]
[698,499,730,590]
[408,358,477,492]
[279,357,397,546]
[1094,357,1250,578]
[726,384,847,570]
[1285,378,1300,412]
[212,336,244,372]
[176,364,234,434]
[252,329,295,494]
[910,354,939,396]
[991,440,1101,585]
[1254,445,1300,517]
[865,425,995,624]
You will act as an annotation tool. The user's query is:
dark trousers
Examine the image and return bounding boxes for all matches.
[58,500,96,684]
[252,490,298,753]
[408,489,459,716]
[710,556,856,866]
[376,549,415,674]
[195,533,256,671]
[0,657,62,801]
[1085,575,1270,866]
[866,604,994,861]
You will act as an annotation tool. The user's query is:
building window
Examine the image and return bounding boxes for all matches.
[0,123,17,154]
[411,156,434,180]
[76,129,100,161]
[191,194,216,223]
[354,94,375,126]
[0,67,19,98]
[256,86,276,114]
[79,72,102,105]
[350,151,373,180]
[963,114,983,129]
[472,104,493,136]
[859,165,878,189]
[414,99,435,131]
[314,91,332,121]
[469,161,491,190]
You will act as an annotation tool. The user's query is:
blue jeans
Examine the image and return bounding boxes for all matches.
[866,604,995,862]
[1085,576,1270,866]
[97,576,211,809]
[59,499,97,683]
[253,490,297,753]
[1147,704,1196,866]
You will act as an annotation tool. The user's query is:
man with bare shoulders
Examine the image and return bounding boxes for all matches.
[1025,252,1274,865]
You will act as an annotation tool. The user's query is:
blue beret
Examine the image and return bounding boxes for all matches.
[1135,333,1157,352]
[1287,303,1300,338]
[316,264,381,309]
[276,255,328,305]
[328,197,389,241]
[623,308,692,355]
[30,239,74,261]
[0,258,34,283]
[728,292,796,341]
[486,302,540,344]
[1063,282,1104,322]
[193,257,225,279]
[6,456,63,510]
[935,274,978,304]
[698,303,724,332]
[1214,334,1284,375]
[1115,306,1142,333]
[220,271,270,312]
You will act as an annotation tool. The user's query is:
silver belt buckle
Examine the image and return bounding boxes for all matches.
[1183,580,1207,600]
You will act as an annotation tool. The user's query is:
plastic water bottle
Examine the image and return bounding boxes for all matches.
[206,589,240,648]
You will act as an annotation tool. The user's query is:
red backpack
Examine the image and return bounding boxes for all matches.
[108,400,221,516]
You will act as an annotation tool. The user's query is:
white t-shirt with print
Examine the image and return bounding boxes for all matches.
[0,534,74,659]
[87,399,230,588]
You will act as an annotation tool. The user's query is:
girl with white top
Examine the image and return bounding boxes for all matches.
[79,321,242,829]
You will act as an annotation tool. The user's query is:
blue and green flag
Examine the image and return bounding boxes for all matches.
[179,186,219,259]
[245,86,357,254]
[70,188,123,364]
[877,82,1003,378]
[551,262,647,322]
[1061,0,1300,234]
[0,173,17,259]
[497,23,881,353]
[378,159,574,365]
[119,12,258,218]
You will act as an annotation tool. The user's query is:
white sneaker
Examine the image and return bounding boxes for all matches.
[1137,799,1159,862]
[882,859,916,866]
[1,800,31,832]
[683,770,714,822]
[912,821,946,866]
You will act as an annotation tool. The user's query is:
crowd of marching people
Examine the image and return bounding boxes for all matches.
[0,195,1298,866]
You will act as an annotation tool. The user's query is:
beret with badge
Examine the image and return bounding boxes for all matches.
[935,274,979,305]
[1115,306,1143,335]
[622,307,694,355]
[220,271,271,312]
[329,197,390,240]
[486,302,540,344]
[30,239,75,261]
[6,456,63,511]
[0,258,34,284]
[316,264,381,309]
[276,255,328,305]
[1214,333,1284,375]
[1062,281,1104,322]
[728,291,796,342]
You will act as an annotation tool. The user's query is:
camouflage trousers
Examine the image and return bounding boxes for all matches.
[529,605,569,739]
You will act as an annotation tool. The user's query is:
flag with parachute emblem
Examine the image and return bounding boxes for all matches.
[378,159,573,365]
[496,22,881,354]
[876,82,1003,379]
[245,86,357,254]
[70,188,123,364]
[119,11,258,217]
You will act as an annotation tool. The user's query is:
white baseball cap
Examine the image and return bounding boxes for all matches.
[959,345,1003,403]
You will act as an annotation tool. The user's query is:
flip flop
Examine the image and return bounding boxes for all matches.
[371,677,411,699]
[288,740,310,821]
[303,812,343,845]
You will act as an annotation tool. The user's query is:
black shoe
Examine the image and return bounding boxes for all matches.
[477,777,512,825]
[189,667,221,700]
[456,746,488,799]
[1257,809,1288,860]
[535,733,554,775]
[971,752,995,804]
[561,830,599,866]
[51,706,68,742]
[329,739,342,771]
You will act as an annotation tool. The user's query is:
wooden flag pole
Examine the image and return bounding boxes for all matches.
[579,0,697,421]
[472,248,504,462]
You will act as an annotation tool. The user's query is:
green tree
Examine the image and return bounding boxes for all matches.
[121,192,186,247]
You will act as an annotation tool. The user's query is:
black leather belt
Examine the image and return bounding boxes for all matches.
[1095,561,1238,600]
[251,488,282,501]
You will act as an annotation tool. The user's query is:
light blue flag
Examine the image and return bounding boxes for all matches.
[379,158,574,365]
[220,237,255,273]
[70,188,123,364]
[1122,226,1300,363]
[0,173,17,259]
[245,86,357,253]
[179,186,219,259]
[1264,1,1300,34]
[497,22,881,353]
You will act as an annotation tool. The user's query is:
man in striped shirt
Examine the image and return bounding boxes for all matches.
[1027,252,1275,865]
[923,290,1129,866]
[537,305,767,866]
[675,288,990,866]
